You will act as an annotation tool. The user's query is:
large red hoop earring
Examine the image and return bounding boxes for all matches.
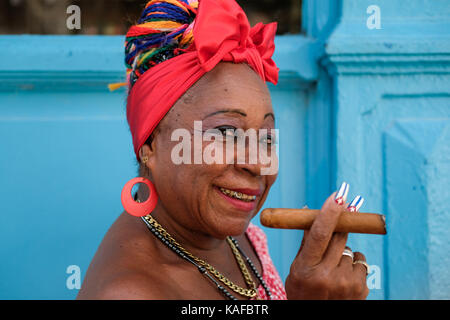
[121,177,158,217]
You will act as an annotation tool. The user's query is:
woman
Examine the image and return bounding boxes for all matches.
[78,0,369,300]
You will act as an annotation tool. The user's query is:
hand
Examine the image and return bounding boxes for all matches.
[285,183,369,300]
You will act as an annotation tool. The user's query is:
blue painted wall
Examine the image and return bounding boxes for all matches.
[323,0,450,299]
[0,0,449,299]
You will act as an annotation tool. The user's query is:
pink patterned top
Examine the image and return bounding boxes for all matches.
[246,223,287,300]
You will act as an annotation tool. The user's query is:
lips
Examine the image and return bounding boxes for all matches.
[214,185,261,212]
[219,187,257,202]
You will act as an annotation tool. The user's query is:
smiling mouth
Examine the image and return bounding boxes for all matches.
[218,187,257,202]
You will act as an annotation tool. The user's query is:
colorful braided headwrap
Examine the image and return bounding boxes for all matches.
[125,0,279,160]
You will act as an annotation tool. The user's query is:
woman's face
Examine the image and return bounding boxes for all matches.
[145,62,278,239]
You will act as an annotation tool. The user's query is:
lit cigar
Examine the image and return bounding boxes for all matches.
[260,208,387,235]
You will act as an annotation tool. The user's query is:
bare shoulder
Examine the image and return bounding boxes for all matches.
[78,271,165,300]
[77,212,177,300]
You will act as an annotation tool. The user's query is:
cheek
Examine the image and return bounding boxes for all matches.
[153,132,225,191]
[153,148,220,202]
[267,172,278,187]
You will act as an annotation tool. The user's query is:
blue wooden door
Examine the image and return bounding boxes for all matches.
[0,34,319,299]
[324,0,450,299]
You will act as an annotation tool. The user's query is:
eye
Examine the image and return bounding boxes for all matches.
[215,125,237,140]
[259,133,277,146]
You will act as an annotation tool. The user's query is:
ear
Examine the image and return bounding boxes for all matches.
[139,141,157,174]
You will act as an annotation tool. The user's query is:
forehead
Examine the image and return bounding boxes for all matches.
[171,62,273,121]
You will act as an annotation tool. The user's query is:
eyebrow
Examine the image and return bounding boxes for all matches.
[204,109,247,118]
[204,109,275,122]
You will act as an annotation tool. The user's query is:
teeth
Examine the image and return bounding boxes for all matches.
[219,187,256,202]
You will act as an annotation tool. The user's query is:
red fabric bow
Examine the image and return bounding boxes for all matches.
[127,0,279,160]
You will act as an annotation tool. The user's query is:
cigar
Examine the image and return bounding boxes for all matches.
[260,208,386,235]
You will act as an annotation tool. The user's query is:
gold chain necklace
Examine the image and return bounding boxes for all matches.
[142,215,258,298]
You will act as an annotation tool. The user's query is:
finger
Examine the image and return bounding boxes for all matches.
[322,232,349,267]
[352,252,369,276]
[352,252,369,299]
[300,184,348,266]
[297,230,309,256]
[347,195,364,212]
[322,195,364,266]
[294,205,310,259]
[334,181,349,205]
[337,246,354,270]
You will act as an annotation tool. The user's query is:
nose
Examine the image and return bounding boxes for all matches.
[233,139,279,177]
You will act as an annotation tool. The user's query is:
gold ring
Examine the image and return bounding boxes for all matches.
[353,260,370,275]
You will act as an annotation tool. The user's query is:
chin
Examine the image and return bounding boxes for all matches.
[204,185,263,237]
[209,214,254,238]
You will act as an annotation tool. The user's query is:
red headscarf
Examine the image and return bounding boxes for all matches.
[127,0,279,160]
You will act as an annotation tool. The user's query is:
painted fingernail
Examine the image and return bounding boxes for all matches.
[343,183,349,203]
[348,195,364,212]
[335,182,349,205]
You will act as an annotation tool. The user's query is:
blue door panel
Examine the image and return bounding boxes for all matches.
[0,91,136,299]
[0,48,314,299]
[333,74,450,299]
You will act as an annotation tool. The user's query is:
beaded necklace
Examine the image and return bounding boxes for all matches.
[141,215,272,300]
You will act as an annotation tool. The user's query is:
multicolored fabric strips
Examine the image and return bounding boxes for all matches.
[125,0,199,88]
[124,0,279,160]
